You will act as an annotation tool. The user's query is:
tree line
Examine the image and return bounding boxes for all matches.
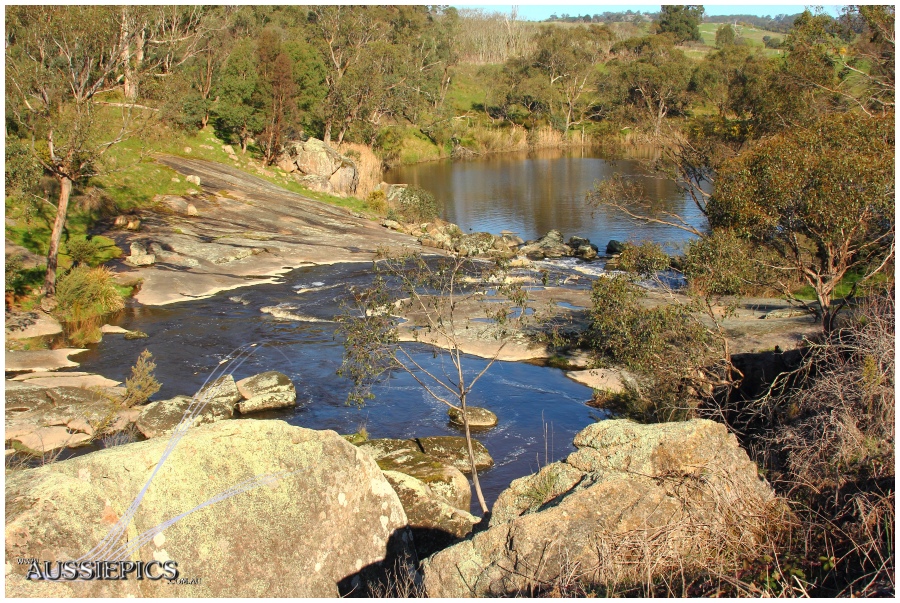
[5,5,894,302]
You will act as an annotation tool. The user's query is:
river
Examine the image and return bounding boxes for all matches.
[385,146,703,251]
[74,148,705,514]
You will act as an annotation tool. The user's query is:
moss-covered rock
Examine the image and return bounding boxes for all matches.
[135,394,233,439]
[416,436,493,474]
[423,419,784,597]
[383,470,479,558]
[359,439,470,511]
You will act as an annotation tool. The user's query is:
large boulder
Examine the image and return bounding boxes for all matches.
[196,374,243,409]
[358,439,471,511]
[278,139,358,196]
[135,394,234,439]
[423,419,784,597]
[383,471,479,558]
[5,420,412,597]
[235,371,297,414]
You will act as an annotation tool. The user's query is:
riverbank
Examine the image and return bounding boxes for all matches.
[107,156,420,306]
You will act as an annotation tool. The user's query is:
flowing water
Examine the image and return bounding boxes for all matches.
[74,149,705,514]
[75,262,605,514]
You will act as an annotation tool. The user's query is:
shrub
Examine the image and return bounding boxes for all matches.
[121,349,162,408]
[588,274,720,422]
[617,242,670,278]
[395,185,438,223]
[54,265,125,324]
[751,295,895,596]
[681,229,775,296]
[367,189,388,214]
[64,238,100,267]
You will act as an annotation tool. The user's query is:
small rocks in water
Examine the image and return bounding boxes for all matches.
[448,406,498,429]
[606,239,625,255]
[236,370,297,414]
[124,330,149,340]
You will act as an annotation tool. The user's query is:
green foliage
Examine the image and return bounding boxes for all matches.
[617,242,669,277]
[121,350,162,408]
[213,39,265,152]
[681,230,772,296]
[366,189,388,214]
[711,112,894,328]
[656,5,703,43]
[715,24,736,48]
[63,238,100,267]
[395,186,438,223]
[605,35,694,134]
[53,265,125,325]
[588,274,719,422]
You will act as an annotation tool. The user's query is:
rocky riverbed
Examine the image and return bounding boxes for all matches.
[5,153,819,596]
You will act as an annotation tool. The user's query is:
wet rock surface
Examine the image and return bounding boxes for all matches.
[448,406,498,429]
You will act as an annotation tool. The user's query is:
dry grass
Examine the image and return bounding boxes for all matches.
[528,126,565,149]
[469,124,529,153]
[337,142,383,200]
[737,294,896,597]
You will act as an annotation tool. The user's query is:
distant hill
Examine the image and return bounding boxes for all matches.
[703,13,800,34]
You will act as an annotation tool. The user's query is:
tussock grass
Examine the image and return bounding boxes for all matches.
[54,265,124,345]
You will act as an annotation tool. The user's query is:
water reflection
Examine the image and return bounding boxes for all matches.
[384,147,704,250]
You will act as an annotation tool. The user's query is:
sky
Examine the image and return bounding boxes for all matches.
[451,3,846,20]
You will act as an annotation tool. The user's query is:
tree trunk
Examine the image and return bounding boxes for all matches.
[43,175,73,296]
[460,394,489,514]
[323,119,333,144]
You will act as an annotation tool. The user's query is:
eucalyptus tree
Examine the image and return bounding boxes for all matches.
[711,113,894,332]
[338,251,531,514]
[6,6,150,295]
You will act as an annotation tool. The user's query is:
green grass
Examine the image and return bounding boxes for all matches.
[793,270,890,301]
[447,63,492,112]
[87,103,375,214]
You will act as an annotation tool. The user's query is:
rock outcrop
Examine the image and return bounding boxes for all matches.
[277,139,358,196]
[383,470,479,558]
[6,420,412,597]
[5,382,134,453]
[423,419,784,597]
[135,394,234,439]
